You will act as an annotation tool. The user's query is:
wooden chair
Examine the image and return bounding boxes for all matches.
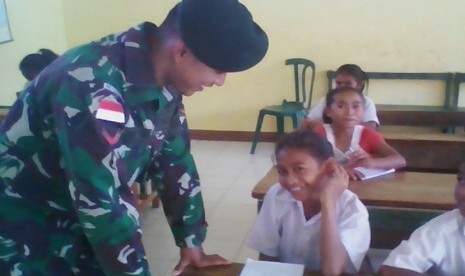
[250,58,315,154]
[131,180,160,212]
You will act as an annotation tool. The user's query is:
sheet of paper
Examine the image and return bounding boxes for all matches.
[354,167,395,180]
[240,258,304,276]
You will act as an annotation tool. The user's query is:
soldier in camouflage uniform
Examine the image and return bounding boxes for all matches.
[0,0,268,275]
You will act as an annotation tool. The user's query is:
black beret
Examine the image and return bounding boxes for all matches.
[179,0,269,72]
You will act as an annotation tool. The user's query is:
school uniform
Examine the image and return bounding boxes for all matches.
[246,183,370,273]
[315,124,384,163]
[307,97,379,125]
[0,22,206,275]
[383,209,465,275]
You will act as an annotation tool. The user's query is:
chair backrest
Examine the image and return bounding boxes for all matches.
[327,71,454,109]
[285,58,316,109]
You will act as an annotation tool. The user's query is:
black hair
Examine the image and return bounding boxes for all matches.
[275,129,334,164]
[19,49,58,81]
[38,49,58,65]
[323,86,365,124]
[335,64,369,92]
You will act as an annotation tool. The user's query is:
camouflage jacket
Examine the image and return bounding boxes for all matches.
[0,22,206,275]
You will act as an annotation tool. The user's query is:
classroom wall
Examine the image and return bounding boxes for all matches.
[1,0,465,131]
[0,0,67,105]
[189,0,465,131]
[61,0,178,48]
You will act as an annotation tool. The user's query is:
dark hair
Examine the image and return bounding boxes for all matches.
[38,49,58,65]
[19,49,58,81]
[323,87,365,124]
[275,129,334,164]
[335,64,369,92]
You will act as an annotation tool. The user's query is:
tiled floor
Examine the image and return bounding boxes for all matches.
[139,140,275,276]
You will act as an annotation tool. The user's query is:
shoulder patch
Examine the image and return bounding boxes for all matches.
[96,100,125,123]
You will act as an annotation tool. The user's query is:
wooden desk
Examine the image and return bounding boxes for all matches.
[377,107,465,127]
[180,262,366,276]
[252,168,456,210]
[382,132,465,173]
[374,107,465,172]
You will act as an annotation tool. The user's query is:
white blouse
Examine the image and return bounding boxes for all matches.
[383,209,465,276]
[246,184,370,273]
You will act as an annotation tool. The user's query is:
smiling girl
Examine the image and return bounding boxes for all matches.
[246,129,370,275]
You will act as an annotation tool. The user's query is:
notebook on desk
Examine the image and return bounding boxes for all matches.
[354,167,395,181]
[240,258,304,276]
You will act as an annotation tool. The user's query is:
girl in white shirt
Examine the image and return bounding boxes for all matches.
[379,163,465,276]
[302,64,379,130]
[246,129,370,275]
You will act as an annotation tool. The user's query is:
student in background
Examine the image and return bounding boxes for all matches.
[246,129,370,275]
[314,86,405,180]
[379,163,465,276]
[302,64,379,130]
[19,48,58,87]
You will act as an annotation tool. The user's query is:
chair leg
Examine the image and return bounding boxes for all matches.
[291,115,299,129]
[250,111,265,154]
[276,116,285,138]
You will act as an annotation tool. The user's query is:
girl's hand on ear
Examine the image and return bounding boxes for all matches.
[320,160,348,204]
[306,158,333,189]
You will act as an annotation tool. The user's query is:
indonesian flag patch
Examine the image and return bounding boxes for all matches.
[96,100,125,123]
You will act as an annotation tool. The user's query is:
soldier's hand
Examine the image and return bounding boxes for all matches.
[172,247,231,275]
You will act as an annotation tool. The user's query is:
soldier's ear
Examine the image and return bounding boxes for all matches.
[171,39,189,63]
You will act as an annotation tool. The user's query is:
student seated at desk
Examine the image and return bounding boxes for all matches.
[379,163,465,276]
[314,86,406,180]
[246,130,370,275]
[302,64,379,130]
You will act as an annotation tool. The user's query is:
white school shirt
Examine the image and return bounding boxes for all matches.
[383,209,465,276]
[307,97,379,125]
[323,124,364,164]
[246,184,370,273]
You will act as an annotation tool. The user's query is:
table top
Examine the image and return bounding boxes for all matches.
[179,262,362,276]
[252,168,456,210]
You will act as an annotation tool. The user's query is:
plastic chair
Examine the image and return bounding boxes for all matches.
[250,58,315,154]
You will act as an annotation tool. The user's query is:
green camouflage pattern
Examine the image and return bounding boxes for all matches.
[0,22,207,275]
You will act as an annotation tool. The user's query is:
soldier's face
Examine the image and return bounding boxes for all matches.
[170,45,226,96]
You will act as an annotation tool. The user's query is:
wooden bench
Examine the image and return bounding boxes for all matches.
[252,168,456,249]
[376,106,465,126]
[327,71,455,109]
[375,107,465,173]
[382,132,465,173]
